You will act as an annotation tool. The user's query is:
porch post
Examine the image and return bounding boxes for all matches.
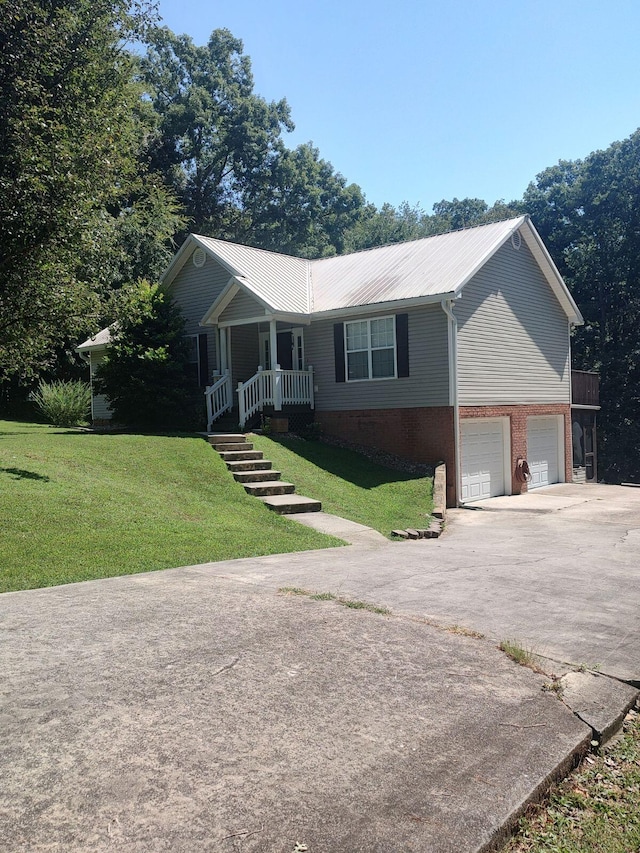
[219,326,228,372]
[269,319,278,372]
[270,318,282,411]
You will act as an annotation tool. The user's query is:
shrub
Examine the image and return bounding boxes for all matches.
[94,280,203,430]
[31,380,91,427]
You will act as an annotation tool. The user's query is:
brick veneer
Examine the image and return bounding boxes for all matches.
[459,403,572,496]
[319,402,572,507]
[319,407,457,506]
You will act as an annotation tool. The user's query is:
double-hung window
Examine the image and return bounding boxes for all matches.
[345,316,396,381]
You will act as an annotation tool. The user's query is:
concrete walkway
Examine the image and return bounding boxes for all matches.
[1,483,638,852]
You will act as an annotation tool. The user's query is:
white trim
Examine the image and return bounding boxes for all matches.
[344,315,397,382]
[571,404,601,411]
[310,292,456,321]
[441,299,461,504]
[452,216,527,298]
[200,279,239,325]
[217,312,309,329]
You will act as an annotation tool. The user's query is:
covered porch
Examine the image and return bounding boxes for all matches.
[204,317,314,431]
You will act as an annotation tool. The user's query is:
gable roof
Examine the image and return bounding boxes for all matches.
[164,216,582,325]
[78,216,583,353]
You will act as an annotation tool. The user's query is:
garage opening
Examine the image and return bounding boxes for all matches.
[460,419,510,503]
[527,416,563,489]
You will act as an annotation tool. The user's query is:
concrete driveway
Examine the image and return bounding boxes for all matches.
[1,483,638,852]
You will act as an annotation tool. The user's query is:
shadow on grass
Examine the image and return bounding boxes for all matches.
[1,467,50,482]
[266,436,429,489]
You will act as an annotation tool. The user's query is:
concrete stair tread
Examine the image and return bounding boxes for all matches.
[260,494,322,514]
[219,450,263,461]
[212,442,253,452]
[226,460,272,472]
[233,470,281,483]
[208,434,245,443]
[244,481,296,496]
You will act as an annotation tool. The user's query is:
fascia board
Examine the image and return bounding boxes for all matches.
[520,220,584,325]
[452,216,528,298]
[310,292,455,321]
[162,234,246,289]
[218,312,310,329]
[160,235,198,288]
[200,279,240,325]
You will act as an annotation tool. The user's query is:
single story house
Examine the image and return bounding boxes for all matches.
[78,215,590,506]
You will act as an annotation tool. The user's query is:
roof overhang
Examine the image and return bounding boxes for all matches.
[309,291,456,321]
[161,234,244,289]
[451,215,583,326]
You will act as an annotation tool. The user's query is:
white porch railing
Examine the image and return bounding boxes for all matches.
[205,370,232,431]
[237,366,314,428]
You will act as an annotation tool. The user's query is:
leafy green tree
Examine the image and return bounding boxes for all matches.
[141,27,293,240]
[343,202,430,252]
[0,0,160,383]
[522,130,640,482]
[94,281,202,430]
[245,142,367,258]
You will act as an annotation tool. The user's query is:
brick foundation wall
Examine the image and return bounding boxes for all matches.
[319,407,457,506]
[319,402,572,508]
[460,403,572,496]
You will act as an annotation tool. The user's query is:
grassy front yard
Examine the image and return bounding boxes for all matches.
[0,421,340,593]
[251,433,433,536]
[0,422,433,593]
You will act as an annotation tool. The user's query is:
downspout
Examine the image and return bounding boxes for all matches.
[441,298,461,506]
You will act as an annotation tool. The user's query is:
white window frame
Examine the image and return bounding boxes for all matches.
[344,316,397,382]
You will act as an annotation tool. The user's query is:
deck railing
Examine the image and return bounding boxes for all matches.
[205,370,232,430]
[571,370,600,407]
[237,366,314,428]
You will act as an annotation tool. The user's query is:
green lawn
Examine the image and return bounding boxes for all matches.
[251,433,433,536]
[0,421,341,593]
[506,709,640,853]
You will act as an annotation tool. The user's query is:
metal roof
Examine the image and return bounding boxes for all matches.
[309,217,528,312]
[78,216,582,352]
[76,326,112,351]
[193,236,310,314]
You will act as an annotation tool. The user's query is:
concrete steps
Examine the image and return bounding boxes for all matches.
[207,433,321,515]
[243,481,295,497]
[233,469,282,483]
[260,494,322,514]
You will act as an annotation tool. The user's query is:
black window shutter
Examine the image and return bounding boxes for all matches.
[396,314,409,377]
[198,333,209,386]
[333,323,345,383]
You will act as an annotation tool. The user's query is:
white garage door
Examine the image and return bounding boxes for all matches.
[527,417,561,489]
[460,420,506,502]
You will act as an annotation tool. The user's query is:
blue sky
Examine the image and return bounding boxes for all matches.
[154,0,640,212]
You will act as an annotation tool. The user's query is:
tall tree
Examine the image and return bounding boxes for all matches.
[0,0,164,383]
[141,27,293,240]
[523,130,640,482]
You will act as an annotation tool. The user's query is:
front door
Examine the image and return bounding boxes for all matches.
[276,332,293,370]
[260,328,305,370]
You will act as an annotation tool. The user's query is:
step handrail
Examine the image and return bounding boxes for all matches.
[205,370,232,431]
[237,366,314,428]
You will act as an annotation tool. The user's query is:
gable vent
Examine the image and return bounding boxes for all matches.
[511,231,522,250]
[192,248,206,268]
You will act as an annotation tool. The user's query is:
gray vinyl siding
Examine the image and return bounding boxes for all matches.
[306,304,449,412]
[169,253,231,377]
[89,351,112,420]
[219,289,264,323]
[456,241,571,405]
[230,324,260,388]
